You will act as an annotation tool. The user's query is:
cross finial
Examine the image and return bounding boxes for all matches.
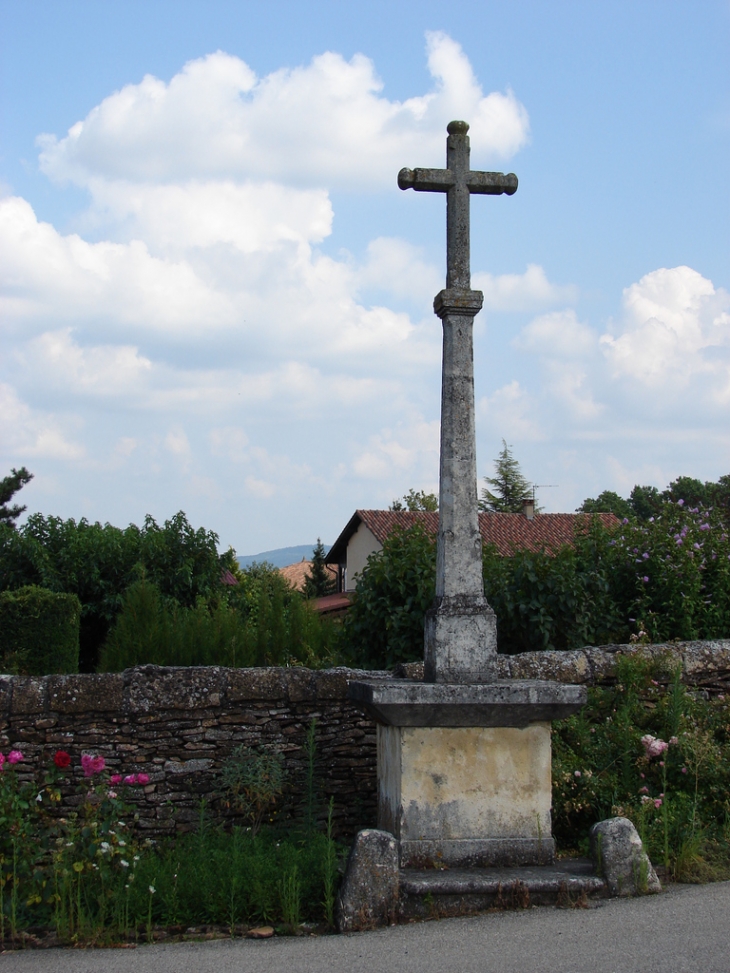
[398,121,518,290]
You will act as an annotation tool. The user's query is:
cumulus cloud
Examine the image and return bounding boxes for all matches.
[600,266,730,398]
[0,383,85,460]
[37,34,529,192]
[514,309,596,357]
[474,264,578,312]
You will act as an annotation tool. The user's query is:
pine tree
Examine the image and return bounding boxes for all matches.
[479,441,532,513]
[303,538,336,598]
[0,467,33,529]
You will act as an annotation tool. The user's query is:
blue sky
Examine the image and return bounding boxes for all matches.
[1,1,729,555]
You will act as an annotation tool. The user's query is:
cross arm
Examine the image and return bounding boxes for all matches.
[466,171,518,196]
[398,167,453,192]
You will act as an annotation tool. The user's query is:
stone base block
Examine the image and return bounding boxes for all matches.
[399,837,554,868]
[378,724,553,868]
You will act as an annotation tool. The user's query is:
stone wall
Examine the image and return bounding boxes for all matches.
[2,640,729,841]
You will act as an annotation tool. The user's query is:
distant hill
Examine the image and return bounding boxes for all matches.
[237,544,330,570]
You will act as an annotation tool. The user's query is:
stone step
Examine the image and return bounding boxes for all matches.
[399,859,607,919]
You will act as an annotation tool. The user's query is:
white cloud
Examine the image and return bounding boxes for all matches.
[514,309,596,357]
[0,383,85,460]
[477,380,544,442]
[474,264,578,312]
[37,35,529,192]
[600,266,730,396]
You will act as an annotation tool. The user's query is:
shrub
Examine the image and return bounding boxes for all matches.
[97,572,341,671]
[0,585,80,674]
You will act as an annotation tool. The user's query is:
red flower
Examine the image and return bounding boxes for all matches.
[54,750,71,769]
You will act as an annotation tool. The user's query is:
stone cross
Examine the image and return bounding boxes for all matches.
[399,120,518,684]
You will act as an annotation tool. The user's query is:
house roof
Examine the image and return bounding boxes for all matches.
[326,509,619,563]
[279,559,337,592]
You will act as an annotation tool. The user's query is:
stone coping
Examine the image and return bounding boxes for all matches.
[0,638,728,718]
[348,679,586,726]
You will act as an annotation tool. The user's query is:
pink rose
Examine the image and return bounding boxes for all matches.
[7,750,23,764]
[123,774,136,785]
[137,773,150,785]
[81,754,106,777]
[110,774,122,785]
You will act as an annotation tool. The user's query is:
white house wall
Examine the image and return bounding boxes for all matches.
[346,522,382,591]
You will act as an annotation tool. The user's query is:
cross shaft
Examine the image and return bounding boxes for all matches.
[398,121,518,683]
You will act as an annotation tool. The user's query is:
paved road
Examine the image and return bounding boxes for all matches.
[3,883,729,973]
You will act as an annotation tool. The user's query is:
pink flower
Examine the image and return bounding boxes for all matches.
[110,774,122,785]
[81,754,106,777]
[639,786,649,794]
[123,774,136,785]
[108,790,117,799]
[654,798,663,809]
[0,753,5,770]
[641,734,669,759]
[681,767,688,774]
[670,736,679,745]
[137,773,150,785]
[7,750,23,764]
[574,770,581,778]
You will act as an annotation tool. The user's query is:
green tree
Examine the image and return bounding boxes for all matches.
[389,489,439,512]
[0,467,33,528]
[629,484,662,521]
[303,538,336,598]
[577,490,633,520]
[479,441,533,513]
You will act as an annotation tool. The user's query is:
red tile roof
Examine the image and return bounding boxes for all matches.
[327,509,619,562]
[279,559,338,592]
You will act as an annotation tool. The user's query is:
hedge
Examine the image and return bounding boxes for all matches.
[0,585,81,674]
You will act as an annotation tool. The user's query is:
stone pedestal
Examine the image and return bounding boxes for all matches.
[349,678,586,868]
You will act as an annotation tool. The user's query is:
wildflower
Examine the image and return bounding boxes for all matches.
[120,860,130,868]
[642,576,649,583]
[681,767,688,774]
[642,552,649,559]
[678,499,685,506]
[100,842,111,853]
[7,750,23,764]
[700,523,710,531]
[81,754,106,777]
[639,786,649,794]
[641,734,669,758]
[640,795,651,805]
[654,798,663,809]
[574,770,581,777]
[669,736,679,745]
[118,839,126,847]
[149,885,156,895]
[54,750,71,769]
[108,790,117,799]
[36,791,43,802]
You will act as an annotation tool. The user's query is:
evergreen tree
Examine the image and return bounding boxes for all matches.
[0,467,33,529]
[303,538,336,598]
[389,489,438,512]
[479,441,533,513]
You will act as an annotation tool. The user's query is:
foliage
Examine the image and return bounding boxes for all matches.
[479,440,534,513]
[579,475,730,524]
[482,519,624,654]
[302,538,336,599]
[577,490,633,520]
[343,496,730,667]
[219,746,287,835]
[0,511,239,671]
[553,654,730,881]
[0,750,344,944]
[342,523,436,668]
[97,572,341,671]
[0,585,81,674]
[0,468,33,529]
[389,489,439,512]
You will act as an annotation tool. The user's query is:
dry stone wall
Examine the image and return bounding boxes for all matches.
[2,640,729,841]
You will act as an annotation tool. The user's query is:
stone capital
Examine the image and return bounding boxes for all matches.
[433,288,484,319]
